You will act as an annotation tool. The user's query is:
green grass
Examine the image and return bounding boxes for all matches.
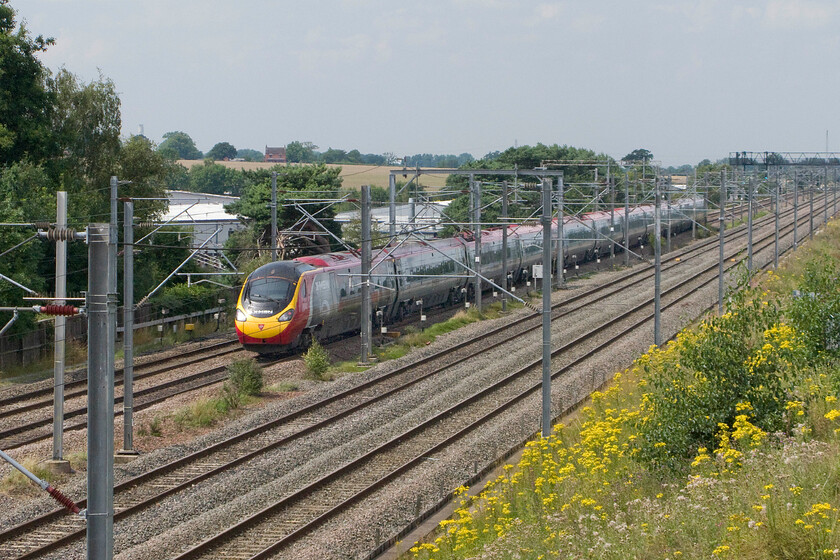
[370,301,522,364]
[0,458,56,496]
[172,396,233,429]
[328,361,371,374]
[269,381,300,392]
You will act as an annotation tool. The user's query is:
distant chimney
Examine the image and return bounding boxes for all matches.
[138,124,144,136]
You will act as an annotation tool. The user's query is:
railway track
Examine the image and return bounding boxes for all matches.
[170,194,818,559]
[0,194,824,559]
[0,339,243,450]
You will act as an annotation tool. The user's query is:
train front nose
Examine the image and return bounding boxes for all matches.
[235,307,283,345]
[235,307,300,349]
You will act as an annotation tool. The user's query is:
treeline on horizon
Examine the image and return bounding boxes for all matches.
[160,130,729,177]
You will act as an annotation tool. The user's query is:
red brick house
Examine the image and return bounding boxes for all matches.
[265,146,287,163]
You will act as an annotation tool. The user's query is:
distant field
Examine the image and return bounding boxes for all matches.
[176,160,449,190]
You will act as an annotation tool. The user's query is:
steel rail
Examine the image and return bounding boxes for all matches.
[0,339,238,411]
[0,340,240,419]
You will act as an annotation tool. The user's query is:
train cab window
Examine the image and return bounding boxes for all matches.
[300,281,306,298]
[244,277,295,307]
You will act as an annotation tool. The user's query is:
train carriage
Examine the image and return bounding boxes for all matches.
[235,197,706,354]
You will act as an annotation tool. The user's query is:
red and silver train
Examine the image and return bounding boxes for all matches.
[235,198,705,353]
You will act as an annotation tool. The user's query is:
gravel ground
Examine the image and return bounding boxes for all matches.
[0,204,823,560]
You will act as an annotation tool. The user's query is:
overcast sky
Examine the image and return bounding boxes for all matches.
[15,0,840,166]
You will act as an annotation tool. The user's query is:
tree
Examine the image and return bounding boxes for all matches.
[623,148,654,163]
[342,216,387,249]
[285,140,316,163]
[117,135,175,220]
[225,164,342,261]
[0,0,56,165]
[236,148,263,162]
[188,160,243,195]
[346,149,362,164]
[206,141,237,161]
[321,147,347,164]
[49,69,122,223]
[157,131,202,160]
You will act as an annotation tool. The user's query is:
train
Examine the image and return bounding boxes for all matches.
[235,197,705,353]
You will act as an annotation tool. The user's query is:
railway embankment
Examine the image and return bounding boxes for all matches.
[404,219,840,559]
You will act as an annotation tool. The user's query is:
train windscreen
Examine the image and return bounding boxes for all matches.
[243,276,295,308]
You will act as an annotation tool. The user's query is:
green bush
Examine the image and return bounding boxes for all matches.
[151,283,231,316]
[303,340,330,379]
[786,261,840,359]
[227,359,263,396]
[634,276,805,472]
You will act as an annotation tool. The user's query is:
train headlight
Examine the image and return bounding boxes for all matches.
[278,309,294,322]
[235,309,247,322]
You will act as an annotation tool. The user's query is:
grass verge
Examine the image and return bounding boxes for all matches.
[406,219,840,559]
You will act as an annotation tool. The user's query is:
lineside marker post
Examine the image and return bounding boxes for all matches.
[360,185,372,364]
[87,223,115,560]
[541,178,553,438]
[719,171,726,314]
